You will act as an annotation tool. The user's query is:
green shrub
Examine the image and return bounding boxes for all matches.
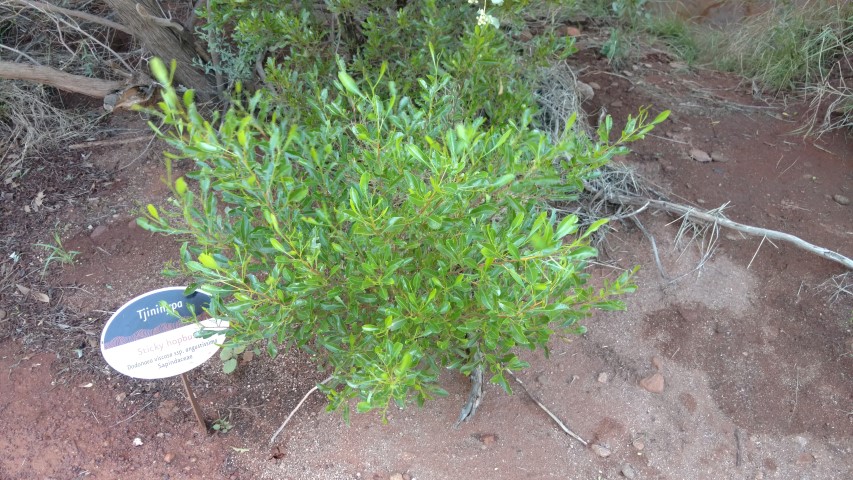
[141,1,668,419]
[140,55,666,418]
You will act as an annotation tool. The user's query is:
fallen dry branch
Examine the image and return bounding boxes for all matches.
[12,0,131,35]
[0,61,124,97]
[506,369,588,447]
[269,375,332,445]
[68,135,153,150]
[590,186,853,271]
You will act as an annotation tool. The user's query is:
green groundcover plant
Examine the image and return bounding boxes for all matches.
[139,1,668,420]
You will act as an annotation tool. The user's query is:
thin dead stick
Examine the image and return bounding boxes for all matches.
[735,428,745,467]
[68,135,154,150]
[505,370,588,447]
[13,0,132,35]
[112,401,153,426]
[592,189,853,271]
[269,375,332,445]
[747,236,766,270]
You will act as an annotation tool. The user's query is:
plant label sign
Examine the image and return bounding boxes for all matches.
[100,287,227,380]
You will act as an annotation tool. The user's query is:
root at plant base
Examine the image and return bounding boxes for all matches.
[455,365,484,427]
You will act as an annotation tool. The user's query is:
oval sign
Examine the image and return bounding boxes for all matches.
[100,287,227,379]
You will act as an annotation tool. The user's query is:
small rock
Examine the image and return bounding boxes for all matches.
[190,457,197,463]
[518,30,533,42]
[389,474,404,480]
[611,100,624,108]
[651,356,663,370]
[632,439,645,451]
[832,194,850,206]
[576,81,595,101]
[640,373,665,393]
[479,433,497,446]
[597,372,609,384]
[164,453,175,463]
[621,463,637,479]
[588,82,601,90]
[795,436,808,447]
[115,392,127,402]
[795,453,815,465]
[715,323,731,335]
[90,225,108,240]
[710,151,730,162]
[689,149,712,163]
[133,437,143,446]
[557,25,581,37]
[591,444,612,458]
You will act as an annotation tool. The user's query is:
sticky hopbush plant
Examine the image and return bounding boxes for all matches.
[140,58,668,419]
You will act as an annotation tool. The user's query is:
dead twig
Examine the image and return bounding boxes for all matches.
[269,375,332,445]
[818,272,853,305]
[12,0,131,35]
[588,183,853,271]
[505,369,588,447]
[735,428,745,467]
[68,135,153,150]
[112,401,153,426]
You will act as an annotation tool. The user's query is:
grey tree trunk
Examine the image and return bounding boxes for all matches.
[104,0,216,101]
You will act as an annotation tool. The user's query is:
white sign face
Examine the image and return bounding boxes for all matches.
[100,287,228,379]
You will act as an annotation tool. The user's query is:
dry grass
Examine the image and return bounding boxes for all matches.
[0,0,146,181]
[534,62,592,141]
[0,81,99,181]
[697,0,853,136]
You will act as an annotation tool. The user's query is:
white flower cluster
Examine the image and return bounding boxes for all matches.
[469,0,502,28]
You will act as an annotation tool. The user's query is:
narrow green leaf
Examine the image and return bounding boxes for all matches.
[555,215,579,240]
[175,177,187,195]
[146,204,159,220]
[338,70,363,98]
[270,238,286,252]
[198,253,219,270]
[581,218,609,239]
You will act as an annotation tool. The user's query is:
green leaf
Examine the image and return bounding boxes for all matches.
[581,218,609,239]
[288,187,309,204]
[175,177,187,195]
[146,204,159,220]
[338,70,363,98]
[492,174,515,187]
[198,253,219,270]
[149,57,169,84]
[270,238,286,252]
[555,215,579,240]
[222,358,237,374]
[653,110,671,124]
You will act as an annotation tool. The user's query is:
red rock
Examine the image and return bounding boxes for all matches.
[557,25,581,37]
[90,225,108,240]
[640,373,665,393]
[690,149,712,163]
